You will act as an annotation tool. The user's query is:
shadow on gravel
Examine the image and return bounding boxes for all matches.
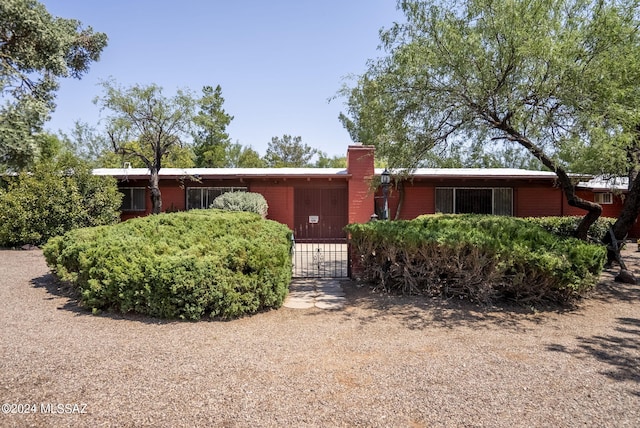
[335,249,640,332]
[547,317,640,397]
[591,268,640,304]
[30,273,178,325]
[334,279,569,332]
[31,273,85,314]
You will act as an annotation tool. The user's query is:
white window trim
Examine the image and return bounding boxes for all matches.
[595,192,613,204]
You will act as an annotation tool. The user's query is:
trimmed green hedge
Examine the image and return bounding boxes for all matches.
[524,216,616,242]
[346,214,606,304]
[43,210,293,320]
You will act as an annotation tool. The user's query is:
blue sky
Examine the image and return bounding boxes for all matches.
[40,1,403,158]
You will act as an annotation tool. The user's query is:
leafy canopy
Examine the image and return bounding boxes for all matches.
[0,151,122,247]
[192,85,235,167]
[0,0,107,170]
[265,135,318,167]
[340,0,640,174]
[95,80,196,170]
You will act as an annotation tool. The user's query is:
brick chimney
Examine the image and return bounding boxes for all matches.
[346,144,375,225]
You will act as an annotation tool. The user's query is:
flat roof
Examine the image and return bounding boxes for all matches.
[92,166,587,181]
[92,167,349,180]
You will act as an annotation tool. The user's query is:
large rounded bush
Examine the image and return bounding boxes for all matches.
[43,210,293,320]
[347,214,607,304]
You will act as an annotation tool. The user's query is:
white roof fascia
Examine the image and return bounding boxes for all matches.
[92,167,349,179]
[373,168,562,180]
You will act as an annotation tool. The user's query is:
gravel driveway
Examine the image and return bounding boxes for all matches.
[1,249,639,427]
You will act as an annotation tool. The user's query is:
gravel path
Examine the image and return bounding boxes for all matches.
[1,249,639,427]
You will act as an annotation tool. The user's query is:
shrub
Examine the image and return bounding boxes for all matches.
[0,157,122,247]
[210,191,268,218]
[346,214,606,305]
[524,216,616,242]
[43,209,293,320]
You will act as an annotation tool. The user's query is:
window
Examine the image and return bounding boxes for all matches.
[186,187,248,210]
[435,187,513,216]
[120,187,146,211]
[595,192,613,204]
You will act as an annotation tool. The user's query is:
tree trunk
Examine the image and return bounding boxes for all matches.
[557,173,602,240]
[394,180,405,220]
[602,141,640,266]
[608,171,640,241]
[149,168,162,214]
[497,122,601,240]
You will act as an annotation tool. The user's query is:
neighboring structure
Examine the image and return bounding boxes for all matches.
[93,144,639,239]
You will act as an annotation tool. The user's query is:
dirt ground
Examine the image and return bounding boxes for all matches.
[0,248,638,427]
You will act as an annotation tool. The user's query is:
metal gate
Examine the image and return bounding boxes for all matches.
[292,187,350,278]
[292,239,350,278]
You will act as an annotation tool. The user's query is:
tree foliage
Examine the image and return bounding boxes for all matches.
[264,135,318,167]
[315,152,347,168]
[233,145,267,168]
[0,153,121,247]
[340,0,640,239]
[192,85,235,167]
[0,0,107,170]
[95,81,196,214]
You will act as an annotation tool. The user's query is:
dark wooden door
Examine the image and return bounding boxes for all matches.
[294,187,348,241]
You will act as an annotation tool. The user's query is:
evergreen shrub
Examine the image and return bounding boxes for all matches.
[210,191,268,218]
[346,214,606,304]
[524,216,616,242]
[43,209,293,320]
[0,157,122,247]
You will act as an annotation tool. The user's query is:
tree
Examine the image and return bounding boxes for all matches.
[95,81,196,214]
[0,151,121,247]
[192,85,235,167]
[340,0,640,240]
[97,139,195,169]
[59,121,110,165]
[0,0,107,170]
[265,135,318,167]
[228,144,267,168]
[315,152,347,168]
[553,2,640,257]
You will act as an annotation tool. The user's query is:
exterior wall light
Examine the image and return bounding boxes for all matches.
[381,168,391,220]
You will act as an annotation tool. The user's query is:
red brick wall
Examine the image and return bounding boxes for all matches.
[346,145,375,224]
[249,184,294,230]
[161,181,186,212]
[381,180,567,219]
[515,186,563,217]
[399,185,435,219]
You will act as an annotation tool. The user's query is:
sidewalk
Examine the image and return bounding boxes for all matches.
[283,278,346,309]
